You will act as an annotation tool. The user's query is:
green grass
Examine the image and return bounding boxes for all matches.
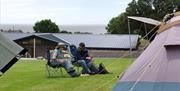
[0,58,133,91]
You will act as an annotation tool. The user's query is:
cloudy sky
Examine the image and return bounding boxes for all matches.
[0,0,132,25]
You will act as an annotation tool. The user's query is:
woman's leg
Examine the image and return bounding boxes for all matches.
[62,60,80,77]
[63,60,72,70]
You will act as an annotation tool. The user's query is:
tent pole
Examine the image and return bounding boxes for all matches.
[144,23,148,40]
[128,18,132,53]
[33,38,36,58]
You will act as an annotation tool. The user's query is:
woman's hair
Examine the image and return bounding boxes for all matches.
[79,42,85,48]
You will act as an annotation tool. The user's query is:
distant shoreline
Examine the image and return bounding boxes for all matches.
[0,24,107,34]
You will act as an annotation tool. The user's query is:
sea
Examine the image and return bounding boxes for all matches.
[0,24,107,34]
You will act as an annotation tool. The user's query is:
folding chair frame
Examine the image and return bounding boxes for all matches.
[45,63,64,77]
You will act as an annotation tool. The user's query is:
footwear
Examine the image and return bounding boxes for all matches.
[98,63,110,74]
[89,72,96,75]
[80,74,90,76]
[71,72,80,77]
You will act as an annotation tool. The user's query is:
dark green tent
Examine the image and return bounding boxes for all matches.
[0,32,27,75]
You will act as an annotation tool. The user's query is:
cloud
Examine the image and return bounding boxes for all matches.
[0,0,132,24]
[51,7,81,11]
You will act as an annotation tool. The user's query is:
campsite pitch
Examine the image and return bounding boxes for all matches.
[0,58,132,91]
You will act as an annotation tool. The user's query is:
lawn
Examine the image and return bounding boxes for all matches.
[0,58,133,91]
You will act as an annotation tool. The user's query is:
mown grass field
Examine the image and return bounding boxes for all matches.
[0,58,133,91]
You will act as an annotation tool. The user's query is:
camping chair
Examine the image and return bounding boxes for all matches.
[45,50,64,77]
[69,44,100,74]
[69,44,81,72]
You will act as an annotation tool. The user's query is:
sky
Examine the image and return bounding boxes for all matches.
[0,0,132,25]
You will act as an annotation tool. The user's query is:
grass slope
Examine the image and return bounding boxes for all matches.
[0,58,133,91]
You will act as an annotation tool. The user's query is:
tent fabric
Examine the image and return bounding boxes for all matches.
[128,16,161,26]
[113,15,180,91]
[0,32,26,74]
[113,82,180,91]
[157,20,180,34]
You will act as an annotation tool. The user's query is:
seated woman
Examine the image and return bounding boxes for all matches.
[50,43,80,77]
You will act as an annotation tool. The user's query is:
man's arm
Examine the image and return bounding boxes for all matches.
[84,49,93,60]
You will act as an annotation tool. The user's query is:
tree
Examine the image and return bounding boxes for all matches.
[152,0,180,19]
[74,31,92,34]
[107,0,179,39]
[106,12,129,34]
[74,31,81,34]
[60,30,72,34]
[107,0,141,35]
[33,19,60,33]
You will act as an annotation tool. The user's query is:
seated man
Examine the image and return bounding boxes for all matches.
[75,42,99,74]
[50,43,80,77]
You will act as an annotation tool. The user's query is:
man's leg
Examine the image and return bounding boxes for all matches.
[86,60,99,73]
[77,60,91,74]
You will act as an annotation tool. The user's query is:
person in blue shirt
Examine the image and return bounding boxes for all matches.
[50,43,80,77]
[76,42,99,75]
